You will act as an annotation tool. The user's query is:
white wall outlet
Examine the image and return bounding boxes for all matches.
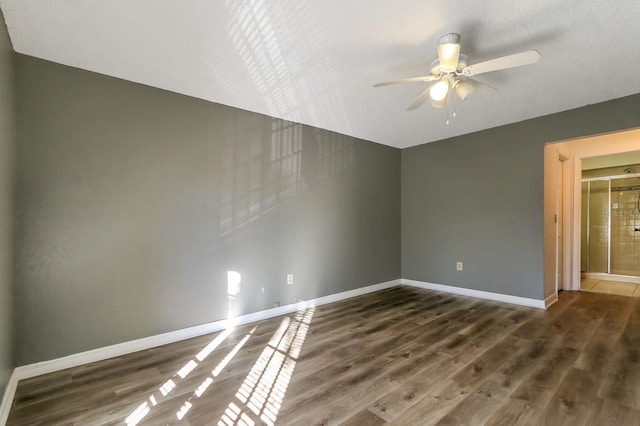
[261,287,265,293]
[456,262,463,271]
[287,274,294,285]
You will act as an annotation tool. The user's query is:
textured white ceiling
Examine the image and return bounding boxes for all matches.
[1,0,640,148]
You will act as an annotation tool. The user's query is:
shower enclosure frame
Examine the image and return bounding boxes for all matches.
[582,171,640,279]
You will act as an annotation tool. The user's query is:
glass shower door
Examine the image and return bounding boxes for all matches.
[587,180,610,273]
[581,182,588,272]
[610,177,640,277]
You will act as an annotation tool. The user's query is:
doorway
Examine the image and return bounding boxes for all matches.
[543,128,640,300]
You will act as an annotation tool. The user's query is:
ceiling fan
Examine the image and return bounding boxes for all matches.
[374,33,541,111]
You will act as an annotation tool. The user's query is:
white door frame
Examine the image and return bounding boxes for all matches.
[555,153,569,293]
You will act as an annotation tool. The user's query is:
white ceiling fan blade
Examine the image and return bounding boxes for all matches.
[406,85,435,111]
[437,33,461,71]
[462,50,541,76]
[373,75,437,87]
[470,78,497,91]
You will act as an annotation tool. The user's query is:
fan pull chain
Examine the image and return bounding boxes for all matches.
[446,93,456,125]
[447,106,457,125]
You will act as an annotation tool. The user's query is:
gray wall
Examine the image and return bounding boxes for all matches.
[0,9,14,400]
[402,94,640,300]
[14,56,400,365]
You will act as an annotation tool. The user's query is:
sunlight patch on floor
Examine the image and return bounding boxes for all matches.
[219,301,315,426]
[124,324,237,425]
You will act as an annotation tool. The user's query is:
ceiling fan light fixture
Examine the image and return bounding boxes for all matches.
[430,94,448,109]
[429,79,449,101]
[454,80,475,100]
[437,33,461,70]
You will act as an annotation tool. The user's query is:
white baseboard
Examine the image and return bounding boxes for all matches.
[6,279,401,386]
[545,292,559,308]
[0,370,18,426]
[401,279,546,309]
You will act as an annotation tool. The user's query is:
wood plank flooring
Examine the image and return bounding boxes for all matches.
[7,286,640,425]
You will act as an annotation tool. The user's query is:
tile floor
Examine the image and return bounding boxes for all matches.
[581,277,640,297]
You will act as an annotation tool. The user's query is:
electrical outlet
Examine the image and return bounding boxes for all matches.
[287,274,294,285]
[261,287,265,293]
[456,262,463,271]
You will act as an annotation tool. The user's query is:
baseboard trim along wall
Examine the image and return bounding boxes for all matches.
[544,292,559,308]
[401,279,547,309]
[0,278,401,422]
[0,370,18,426]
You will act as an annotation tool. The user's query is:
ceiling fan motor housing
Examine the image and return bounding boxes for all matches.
[430,54,468,76]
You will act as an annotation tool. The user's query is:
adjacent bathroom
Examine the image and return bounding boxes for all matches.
[581,153,640,297]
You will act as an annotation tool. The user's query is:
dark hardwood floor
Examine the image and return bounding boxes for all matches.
[7,286,640,425]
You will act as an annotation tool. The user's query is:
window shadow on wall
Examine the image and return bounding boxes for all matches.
[219,120,354,238]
